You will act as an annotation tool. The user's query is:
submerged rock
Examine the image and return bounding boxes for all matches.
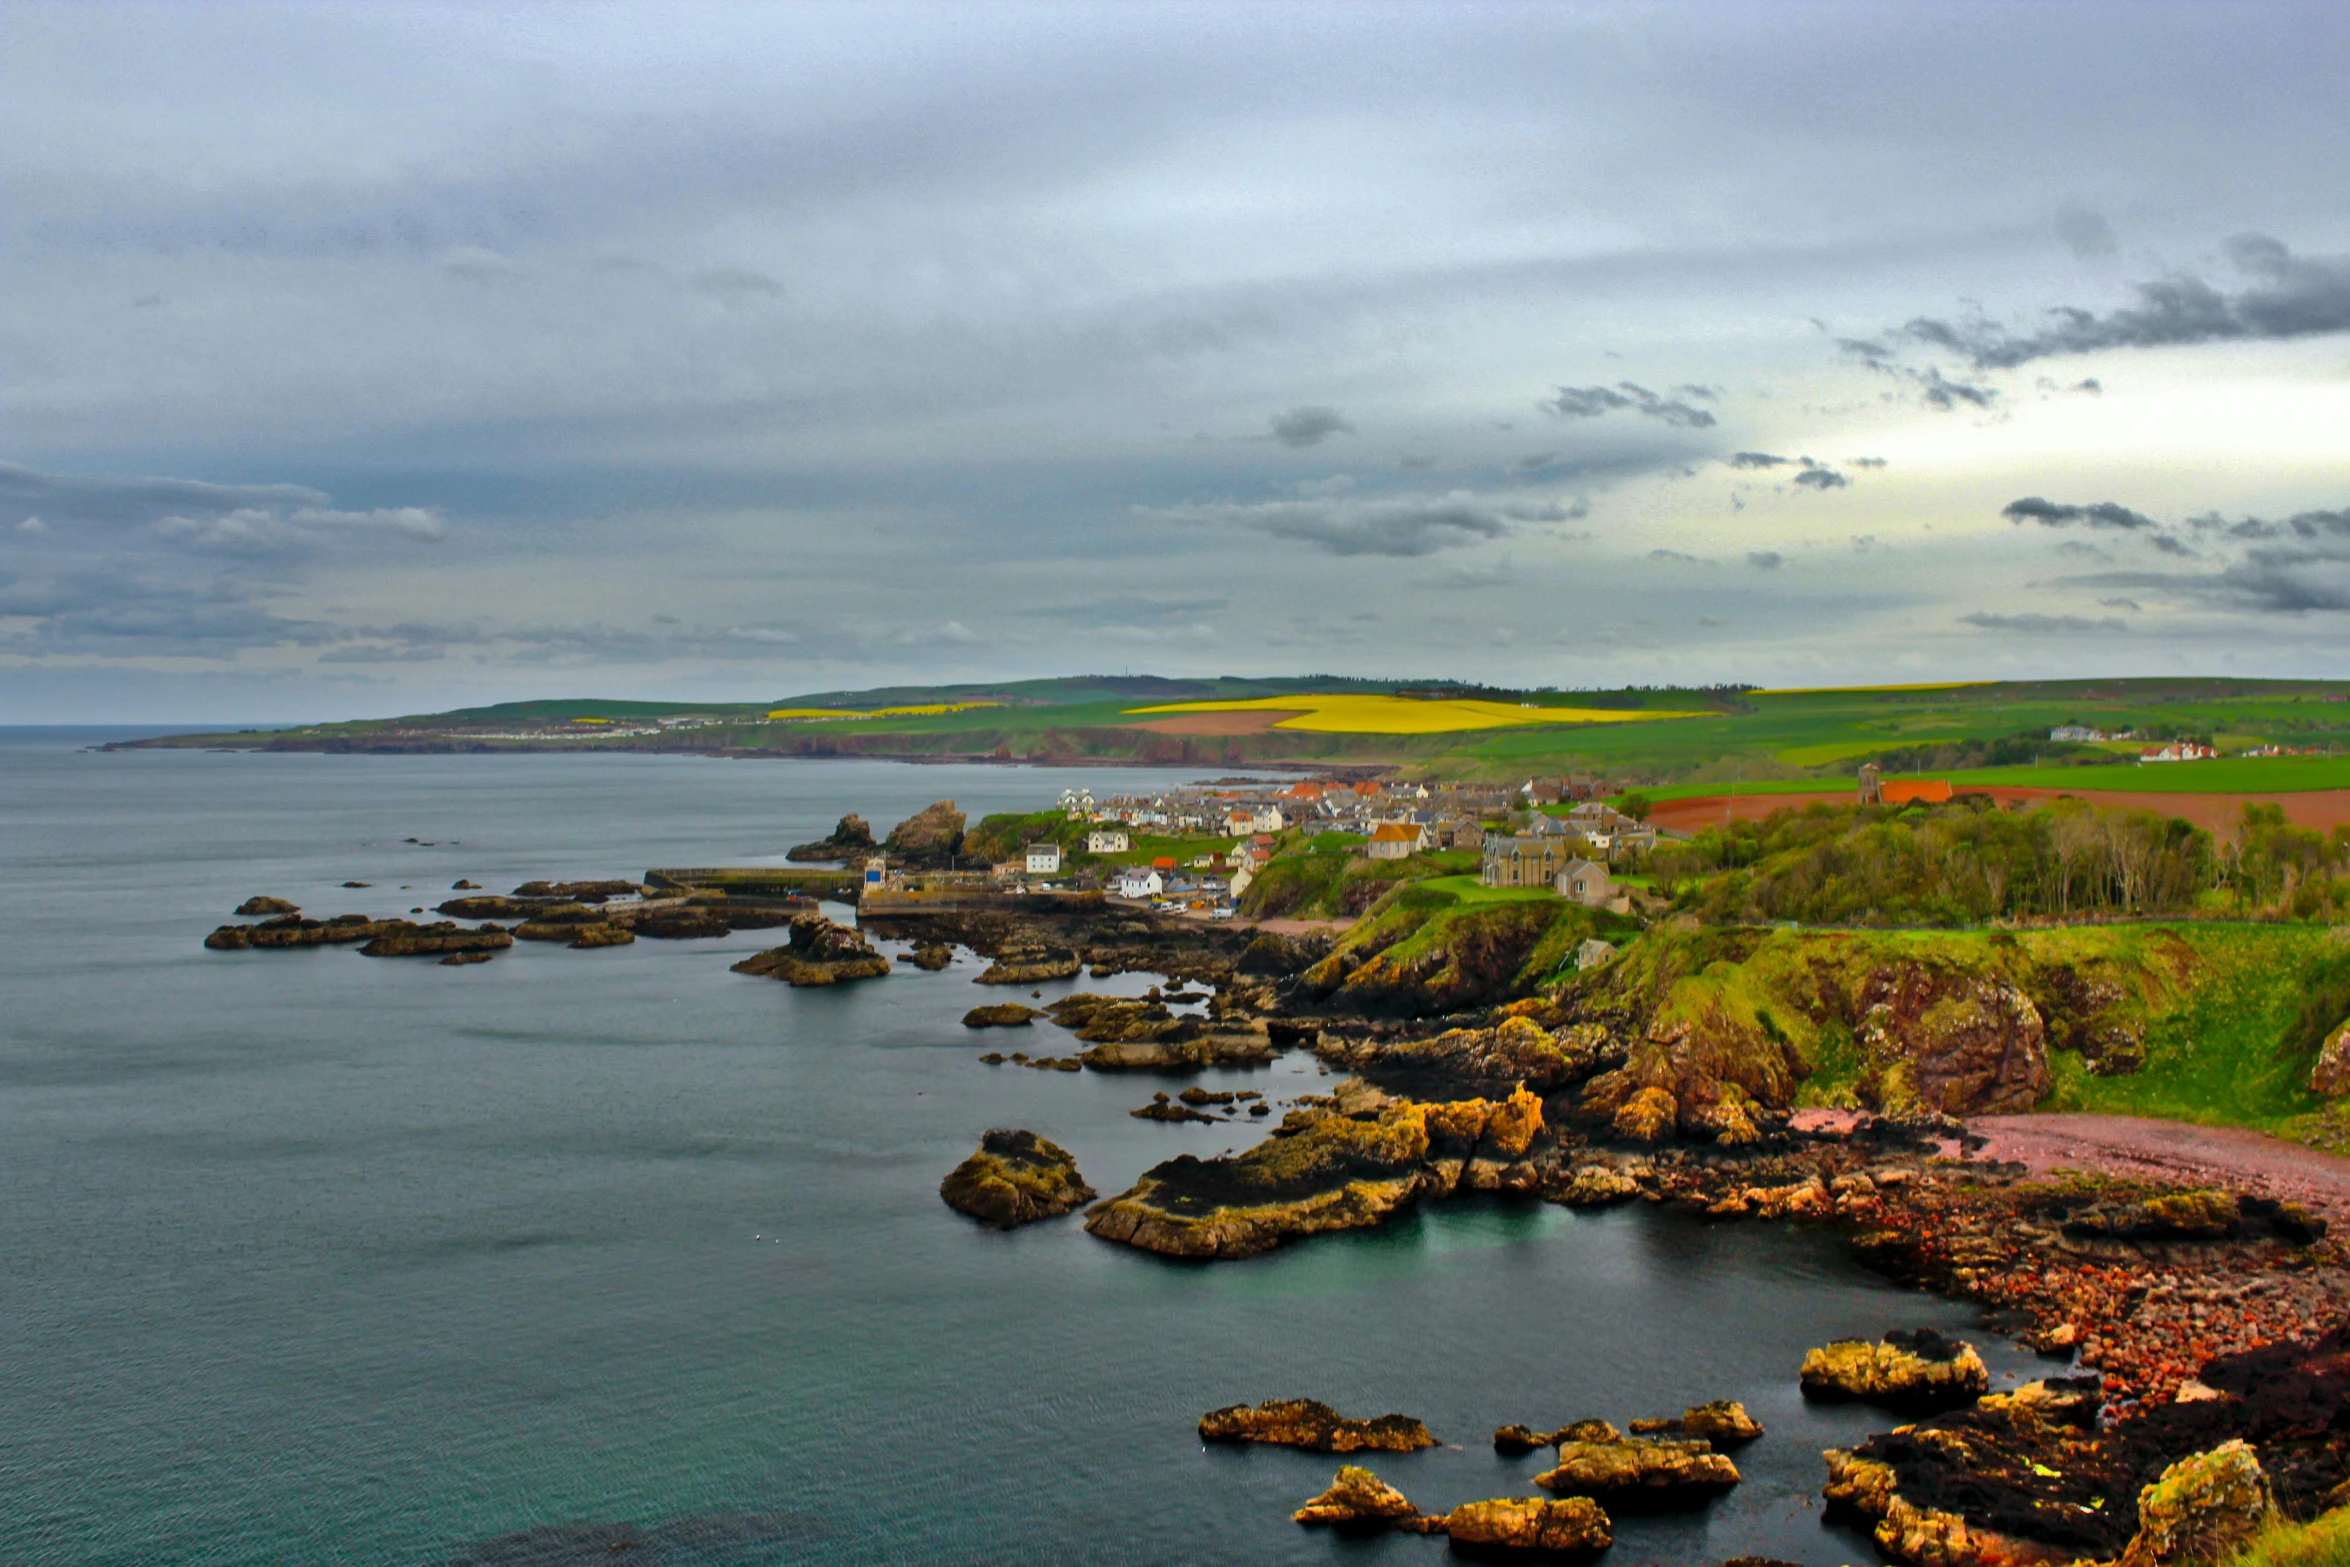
[730,915,892,986]
[205,913,392,949]
[1801,1329,1990,1408]
[906,942,955,971]
[938,1130,1096,1228]
[1198,1399,1436,1453]
[1292,1465,1430,1532]
[963,1004,1041,1028]
[1132,1094,1218,1123]
[511,879,642,902]
[1440,1495,1612,1556]
[1628,1400,1762,1447]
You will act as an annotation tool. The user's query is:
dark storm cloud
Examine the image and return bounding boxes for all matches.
[0,564,312,656]
[1267,406,1355,447]
[1146,490,1584,557]
[1961,612,2128,634]
[2052,508,2350,615]
[1905,235,2350,368]
[1792,463,1848,490]
[1539,382,1716,429]
[2002,497,2160,531]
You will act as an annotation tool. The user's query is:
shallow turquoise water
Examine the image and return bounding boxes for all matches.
[0,732,2038,1566]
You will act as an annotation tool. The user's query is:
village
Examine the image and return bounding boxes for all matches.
[850,773,1667,918]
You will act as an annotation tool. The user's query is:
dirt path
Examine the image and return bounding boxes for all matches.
[1965,1112,2350,1217]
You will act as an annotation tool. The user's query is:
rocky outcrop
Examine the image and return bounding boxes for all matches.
[1496,1420,1622,1456]
[359,923,515,958]
[630,908,735,940]
[2311,1021,2350,1097]
[729,915,892,986]
[938,1130,1096,1228]
[1316,1015,1619,1102]
[786,813,877,863]
[567,925,634,949]
[1536,1432,1741,1506]
[1629,1401,1763,1447]
[512,904,607,939]
[1801,1330,1990,1409]
[1292,1466,1430,1532]
[1133,1093,1218,1123]
[234,896,299,916]
[906,942,955,971]
[883,800,966,867]
[206,913,395,949]
[1439,1496,1612,1556]
[439,895,557,919]
[1085,1089,1542,1257]
[1047,993,1197,1042]
[1198,1399,1436,1453]
[1852,964,2049,1115]
[964,1004,1041,1028]
[2062,1189,2246,1245]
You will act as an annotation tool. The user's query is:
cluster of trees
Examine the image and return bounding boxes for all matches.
[1651,796,2349,927]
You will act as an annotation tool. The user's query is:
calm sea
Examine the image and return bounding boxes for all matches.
[0,730,2035,1566]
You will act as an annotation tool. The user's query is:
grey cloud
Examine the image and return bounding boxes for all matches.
[2053,202,2118,260]
[2002,497,2159,530]
[690,267,785,303]
[316,644,448,663]
[1648,549,1701,563]
[1849,456,1887,469]
[1672,384,1723,401]
[0,460,326,529]
[1727,451,1788,469]
[1960,612,2128,634]
[2052,508,2350,615]
[1747,550,1784,570]
[1792,463,1848,490]
[1268,406,1354,447]
[438,245,524,282]
[1540,382,1717,428]
[2098,597,2142,611]
[1905,235,2350,368]
[1147,489,1581,557]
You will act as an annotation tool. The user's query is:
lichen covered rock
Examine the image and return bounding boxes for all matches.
[1800,1329,1990,1408]
[938,1129,1096,1228]
[2119,1441,2273,1567]
[1292,1465,1427,1531]
[1439,1495,1612,1555]
[1629,1400,1763,1447]
[963,1004,1041,1028]
[1537,1433,1741,1505]
[1202,1398,1436,1453]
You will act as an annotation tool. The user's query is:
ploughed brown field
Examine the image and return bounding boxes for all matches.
[1649,786,2350,838]
[1121,709,1308,735]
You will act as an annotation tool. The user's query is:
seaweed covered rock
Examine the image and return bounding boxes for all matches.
[906,941,955,971]
[511,904,607,940]
[1629,1401,1763,1447]
[1199,1399,1436,1453]
[438,894,557,919]
[1085,1104,1432,1258]
[974,947,1083,984]
[1801,1330,1990,1408]
[786,813,877,863]
[205,913,393,950]
[566,925,635,949]
[1292,1466,1428,1532]
[1080,1033,1274,1071]
[730,915,892,986]
[964,1004,1041,1028]
[631,908,735,940]
[1439,1496,1612,1556]
[938,1130,1096,1228]
[358,922,515,958]
[1537,1432,1741,1506]
[2120,1442,2273,1567]
[2063,1189,2244,1245]
[1045,993,1197,1042]
[234,896,299,916]
[511,879,642,902]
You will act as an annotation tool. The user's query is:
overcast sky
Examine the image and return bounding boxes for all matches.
[6,1,2350,721]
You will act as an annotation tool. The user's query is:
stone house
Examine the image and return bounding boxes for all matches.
[1555,857,1614,907]
[1481,835,1574,888]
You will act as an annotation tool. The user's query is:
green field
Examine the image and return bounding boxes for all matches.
[138,674,2350,790]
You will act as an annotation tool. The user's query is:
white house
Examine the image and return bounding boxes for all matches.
[1024,842,1063,875]
[1228,863,1254,899]
[1248,804,1285,833]
[1365,822,1424,860]
[1115,868,1164,899]
[1087,829,1131,854]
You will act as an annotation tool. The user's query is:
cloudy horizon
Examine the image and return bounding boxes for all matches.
[6,1,2350,722]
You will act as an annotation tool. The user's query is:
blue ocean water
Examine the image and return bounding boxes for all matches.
[0,731,2035,1566]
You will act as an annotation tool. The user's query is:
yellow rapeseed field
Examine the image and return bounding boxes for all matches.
[1125,694,1701,734]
